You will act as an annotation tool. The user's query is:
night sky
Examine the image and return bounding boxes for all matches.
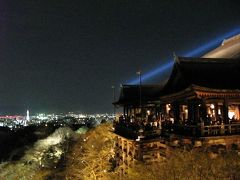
[0,0,239,114]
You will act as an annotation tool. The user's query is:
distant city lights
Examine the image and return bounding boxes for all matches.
[0,112,115,129]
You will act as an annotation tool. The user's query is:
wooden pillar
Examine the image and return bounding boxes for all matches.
[194,100,201,124]
[200,99,207,120]
[199,99,207,136]
[188,100,195,124]
[123,106,126,117]
[214,102,218,123]
[126,107,129,118]
[223,99,229,124]
[173,102,180,124]
[154,105,157,118]
[129,108,132,117]
[135,143,143,161]
[200,121,205,136]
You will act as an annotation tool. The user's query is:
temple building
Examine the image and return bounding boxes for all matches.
[113,54,240,173]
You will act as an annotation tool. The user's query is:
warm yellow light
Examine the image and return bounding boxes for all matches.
[210,104,215,109]
[166,104,171,111]
[147,110,150,115]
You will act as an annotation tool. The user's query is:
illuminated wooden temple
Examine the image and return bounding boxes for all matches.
[113,56,240,172]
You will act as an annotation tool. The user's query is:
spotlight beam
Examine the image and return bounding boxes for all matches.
[127,61,173,84]
[127,26,240,84]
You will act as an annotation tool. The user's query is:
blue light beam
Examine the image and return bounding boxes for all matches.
[183,27,240,57]
[127,26,240,84]
[127,61,173,84]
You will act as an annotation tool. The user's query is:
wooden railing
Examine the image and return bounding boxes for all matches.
[169,124,201,136]
[170,123,240,137]
[201,123,240,136]
[114,120,240,139]
[114,123,161,139]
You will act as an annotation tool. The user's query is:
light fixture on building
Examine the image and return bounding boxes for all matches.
[210,104,215,109]
[166,104,171,111]
[147,110,150,115]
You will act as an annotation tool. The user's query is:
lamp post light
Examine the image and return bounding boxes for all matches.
[136,70,142,121]
[111,85,116,120]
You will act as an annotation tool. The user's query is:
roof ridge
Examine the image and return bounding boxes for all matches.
[176,56,240,63]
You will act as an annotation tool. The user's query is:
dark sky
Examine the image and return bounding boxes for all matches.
[0,0,239,114]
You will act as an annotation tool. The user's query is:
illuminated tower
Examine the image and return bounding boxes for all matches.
[26,110,30,121]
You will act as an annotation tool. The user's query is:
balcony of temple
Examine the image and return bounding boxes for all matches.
[159,87,240,137]
[113,105,162,140]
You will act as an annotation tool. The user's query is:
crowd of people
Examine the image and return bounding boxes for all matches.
[114,113,240,134]
[115,115,161,131]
